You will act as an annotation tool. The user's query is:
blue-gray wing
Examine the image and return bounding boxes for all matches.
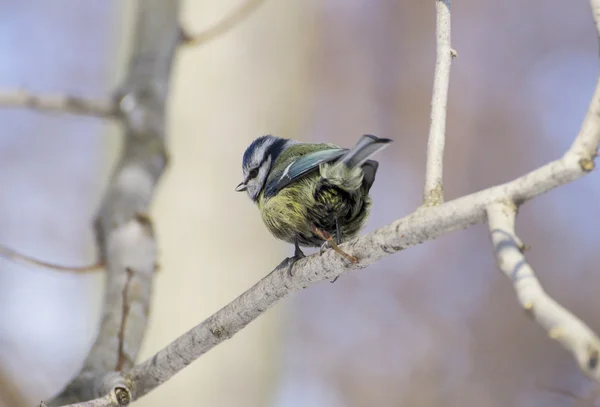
[263,148,347,198]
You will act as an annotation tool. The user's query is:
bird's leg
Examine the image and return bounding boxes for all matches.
[327,218,344,283]
[275,239,305,277]
[311,224,358,264]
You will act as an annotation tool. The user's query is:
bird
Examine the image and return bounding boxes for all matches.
[236,134,392,276]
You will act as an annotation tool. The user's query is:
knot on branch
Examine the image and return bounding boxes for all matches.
[579,156,596,172]
[208,319,236,341]
[114,87,165,137]
[588,346,599,370]
[423,183,444,206]
[135,212,155,237]
[209,324,229,340]
[114,386,132,406]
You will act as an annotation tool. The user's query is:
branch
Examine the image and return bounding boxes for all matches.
[0,90,117,118]
[423,0,454,206]
[0,244,103,272]
[487,202,600,380]
[43,386,130,407]
[181,0,267,46]
[49,0,181,404]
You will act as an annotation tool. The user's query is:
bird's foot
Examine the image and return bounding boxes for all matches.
[311,225,359,264]
[276,246,306,277]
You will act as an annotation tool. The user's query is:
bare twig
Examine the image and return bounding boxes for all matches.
[487,202,600,380]
[0,90,117,118]
[116,268,135,372]
[0,244,103,272]
[423,0,453,206]
[181,0,267,46]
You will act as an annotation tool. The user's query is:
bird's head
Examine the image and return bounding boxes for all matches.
[236,135,293,201]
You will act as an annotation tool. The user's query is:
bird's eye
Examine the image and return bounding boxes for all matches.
[249,168,259,179]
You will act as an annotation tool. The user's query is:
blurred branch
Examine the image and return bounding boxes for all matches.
[181,0,267,46]
[487,202,600,379]
[48,0,180,405]
[0,90,117,118]
[423,0,454,206]
[0,244,103,272]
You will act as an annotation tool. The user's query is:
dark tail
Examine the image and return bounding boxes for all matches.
[339,134,393,168]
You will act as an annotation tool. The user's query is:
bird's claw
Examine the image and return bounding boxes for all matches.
[276,245,305,277]
[319,240,331,256]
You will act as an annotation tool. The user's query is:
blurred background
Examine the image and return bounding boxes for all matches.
[0,0,599,406]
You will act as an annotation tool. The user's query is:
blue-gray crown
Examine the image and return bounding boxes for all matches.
[242,135,290,170]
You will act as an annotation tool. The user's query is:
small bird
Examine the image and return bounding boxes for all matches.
[236,134,392,275]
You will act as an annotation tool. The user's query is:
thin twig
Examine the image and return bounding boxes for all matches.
[0,244,103,272]
[116,268,135,371]
[0,90,117,118]
[423,0,453,206]
[487,201,600,379]
[181,0,267,46]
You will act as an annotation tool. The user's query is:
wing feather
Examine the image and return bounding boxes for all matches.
[263,148,346,197]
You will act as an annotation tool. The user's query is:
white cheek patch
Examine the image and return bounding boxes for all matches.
[260,156,272,178]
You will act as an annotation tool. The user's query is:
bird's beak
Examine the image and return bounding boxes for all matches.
[235,181,247,192]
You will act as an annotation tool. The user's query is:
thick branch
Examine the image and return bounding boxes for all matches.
[487,202,600,379]
[423,0,453,206]
[0,90,117,118]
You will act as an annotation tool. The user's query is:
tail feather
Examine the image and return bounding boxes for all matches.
[320,134,391,193]
[339,134,392,168]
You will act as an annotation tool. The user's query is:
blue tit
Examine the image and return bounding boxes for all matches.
[236,134,392,275]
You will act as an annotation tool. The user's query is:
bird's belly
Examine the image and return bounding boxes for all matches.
[260,183,371,247]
